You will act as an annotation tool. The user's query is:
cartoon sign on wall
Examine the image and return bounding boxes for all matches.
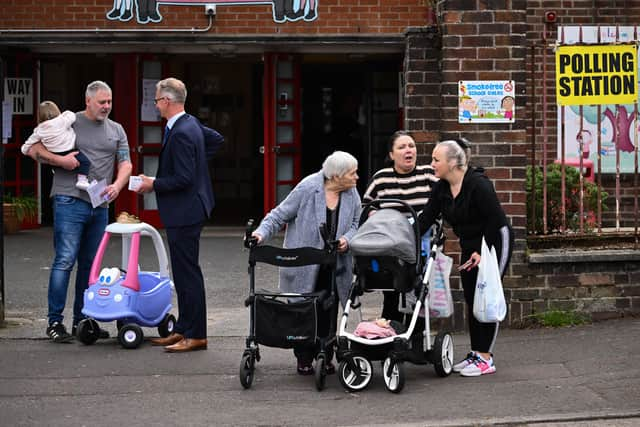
[106,0,318,25]
[458,80,515,123]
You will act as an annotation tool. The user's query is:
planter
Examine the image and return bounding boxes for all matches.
[3,203,21,234]
[3,196,38,234]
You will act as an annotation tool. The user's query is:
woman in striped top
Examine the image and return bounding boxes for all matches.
[363,130,438,322]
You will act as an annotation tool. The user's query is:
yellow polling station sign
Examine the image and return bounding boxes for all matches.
[556,44,638,106]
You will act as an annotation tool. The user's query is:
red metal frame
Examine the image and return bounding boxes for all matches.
[262,53,302,214]
[113,54,140,222]
[5,53,39,229]
[263,53,276,212]
[133,55,166,228]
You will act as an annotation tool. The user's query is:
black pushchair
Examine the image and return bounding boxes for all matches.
[239,220,338,391]
[336,199,454,393]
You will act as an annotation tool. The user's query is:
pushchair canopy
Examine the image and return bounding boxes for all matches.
[350,208,416,264]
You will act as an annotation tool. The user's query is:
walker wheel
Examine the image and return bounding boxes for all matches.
[315,354,327,391]
[239,351,255,389]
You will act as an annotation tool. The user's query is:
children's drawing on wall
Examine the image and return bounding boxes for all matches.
[501,95,515,120]
[459,95,477,121]
[105,0,318,25]
[107,0,161,23]
[107,0,134,22]
[458,80,516,123]
[560,104,637,173]
[273,0,317,23]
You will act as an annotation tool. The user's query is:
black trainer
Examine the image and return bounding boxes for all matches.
[72,323,110,339]
[46,322,74,343]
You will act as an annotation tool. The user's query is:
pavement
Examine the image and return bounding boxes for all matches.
[1,226,640,427]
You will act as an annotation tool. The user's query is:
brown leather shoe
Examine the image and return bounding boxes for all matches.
[164,338,208,353]
[150,333,183,347]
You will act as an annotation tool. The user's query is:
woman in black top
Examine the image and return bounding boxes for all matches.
[418,138,513,377]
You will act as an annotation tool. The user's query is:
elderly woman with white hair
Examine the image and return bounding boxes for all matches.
[252,150,361,375]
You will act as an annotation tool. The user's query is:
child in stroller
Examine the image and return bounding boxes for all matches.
[336,199,454,393]
[239,220,339,391]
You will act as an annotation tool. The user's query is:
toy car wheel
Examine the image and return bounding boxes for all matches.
[382,357,405,393]
[157,314,176,338]
[118,324,144,349]
[314,353,327,391]
[338,355,372,392]
[431,331,454,377]
[239,351,255,389]
[76,318,99,345]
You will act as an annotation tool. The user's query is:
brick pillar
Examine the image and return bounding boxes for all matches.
[432,2,528,327]
[403,26,442,161]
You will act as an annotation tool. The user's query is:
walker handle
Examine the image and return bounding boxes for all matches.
[244,219,258,248]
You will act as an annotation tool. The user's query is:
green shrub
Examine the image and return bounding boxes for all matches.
[4,194,38,222]
[526,164,608,233]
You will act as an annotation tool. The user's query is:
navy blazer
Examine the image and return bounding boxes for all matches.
[154,114,223,228]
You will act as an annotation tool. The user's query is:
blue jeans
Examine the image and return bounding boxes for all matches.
[47,195,108,326]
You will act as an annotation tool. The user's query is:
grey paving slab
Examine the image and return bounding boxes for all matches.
[1,227,640,426]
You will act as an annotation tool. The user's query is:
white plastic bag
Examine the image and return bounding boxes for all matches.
[428,249,454,318]
[473,237,507,322]
[398,248,453,318]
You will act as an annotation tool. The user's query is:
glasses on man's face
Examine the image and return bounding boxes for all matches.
[153,97,167,105]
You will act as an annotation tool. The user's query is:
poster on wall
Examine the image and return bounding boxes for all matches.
[458,80,515,123]
[559,104,638,174]
[557,26,640,173]
[3,78,33,115]
[2,101,12,141]
[141,79,161,122]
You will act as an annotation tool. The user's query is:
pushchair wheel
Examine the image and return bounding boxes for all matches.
[118,324,144,349]
[382,357,405,393]
[76,318,100,345]
[338,356,372,392]
[314,354,327,391]
[157,313,176,338]
[239,351,255,389]
[431,331,454,377]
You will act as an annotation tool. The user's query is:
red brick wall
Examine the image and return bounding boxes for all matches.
[404,1,530,329]
[439,2,528,247]
[1,0,428,34]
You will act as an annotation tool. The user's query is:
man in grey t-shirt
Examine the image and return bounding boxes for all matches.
[26,80,132,343]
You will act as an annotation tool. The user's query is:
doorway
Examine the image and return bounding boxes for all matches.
[300,60,401,195]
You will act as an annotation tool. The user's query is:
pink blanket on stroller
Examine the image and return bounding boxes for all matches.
[354,321,397,339]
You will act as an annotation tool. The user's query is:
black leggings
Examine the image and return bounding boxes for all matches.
[460,230,513,353]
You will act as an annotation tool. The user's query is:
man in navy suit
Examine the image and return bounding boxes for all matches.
[136,77,223,352]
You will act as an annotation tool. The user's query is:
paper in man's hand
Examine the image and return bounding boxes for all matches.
[87,179,109,208]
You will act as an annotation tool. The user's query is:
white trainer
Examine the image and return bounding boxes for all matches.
[452,352,477,373]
